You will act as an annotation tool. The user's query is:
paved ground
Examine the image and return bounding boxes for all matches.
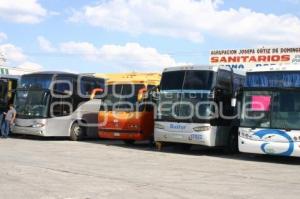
[0,136,300,199]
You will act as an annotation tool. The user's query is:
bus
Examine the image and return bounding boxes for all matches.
[12,72,105,140]
[0,75,19,124]
[155,65,245,152]
[0,75,18,111]
[97,73,161,145]
[238,65,300,157]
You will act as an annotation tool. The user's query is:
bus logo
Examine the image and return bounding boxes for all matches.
[254,129,294,156]
[169,124,186,130]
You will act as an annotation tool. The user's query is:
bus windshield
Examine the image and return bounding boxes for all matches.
[160,70,216,90]
[158,91,213,122]
[240,90,300,130]
[15,90,50,118]
[19,75,53,89]
[157,70,216,122]
[102,84,145,111]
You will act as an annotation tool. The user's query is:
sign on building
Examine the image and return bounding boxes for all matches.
[210,47,300,70]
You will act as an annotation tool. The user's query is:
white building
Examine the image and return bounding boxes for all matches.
[0,65,38,76]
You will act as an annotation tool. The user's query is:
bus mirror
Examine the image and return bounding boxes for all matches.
[151,91,158,99]
[231,98,237,107]
[137,87,147,102]
[90,88,104,100]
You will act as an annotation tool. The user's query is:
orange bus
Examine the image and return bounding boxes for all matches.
[96,73,161,145]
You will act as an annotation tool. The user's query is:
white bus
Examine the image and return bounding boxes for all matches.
[12,72,105,140]
[239,65,300,157]
[154,65,245,152]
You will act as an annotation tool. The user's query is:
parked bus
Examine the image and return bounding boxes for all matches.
[155,65,245,152]
[0,75,19,112]
[0,75,19,127]
[12,72,105,140]
[97,73,161,144]
[238,65,300,157]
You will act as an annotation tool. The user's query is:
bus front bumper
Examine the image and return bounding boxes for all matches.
[12,125,46,136]
[154,128,217,147]
[98,130,149,141]
[239,136,300,157]
[12,118,47,136]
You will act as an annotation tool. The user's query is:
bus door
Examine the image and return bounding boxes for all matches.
[47,77,74,136]
[214,69,234,125]
[0,79,8,113]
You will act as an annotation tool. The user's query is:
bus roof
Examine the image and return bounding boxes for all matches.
[22,71,101,79]
[247,65,300,73]
[163,65,245,76]
[94,72,161,85]
[245,65,300,88]
[0,75,20,80]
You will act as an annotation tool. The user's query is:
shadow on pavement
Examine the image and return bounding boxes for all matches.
[84,139,300,165]
[8,134,300,165]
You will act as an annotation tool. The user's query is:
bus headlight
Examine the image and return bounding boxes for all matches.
[240,130,253,139]
[32,123,45,128]
[193,126,211,132]
[155,123,165,129]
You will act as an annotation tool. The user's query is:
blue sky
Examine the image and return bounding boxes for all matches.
[0,0,300,73]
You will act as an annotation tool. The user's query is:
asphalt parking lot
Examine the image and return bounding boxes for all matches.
[0,136,300,199]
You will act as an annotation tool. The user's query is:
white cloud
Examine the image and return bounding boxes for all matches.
[18,61,43,70]
[59,42,181,71]
[0,0,47,24]
[0,32,7,42]
[37,36,56,52]
[0,43,27,63]
[60,42,99,61]
[0,43,42,71]
[69,0,300,45]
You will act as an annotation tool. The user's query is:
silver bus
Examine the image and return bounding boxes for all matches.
[12,71,105,140]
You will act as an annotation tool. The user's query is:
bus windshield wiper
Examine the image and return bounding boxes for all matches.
[283,121,291,132]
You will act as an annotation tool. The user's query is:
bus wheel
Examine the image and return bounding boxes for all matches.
[124,140,135,145]
[148,137,155,147]
[70,123,84,141]
[224,129,238,154]
[155,142,163,151]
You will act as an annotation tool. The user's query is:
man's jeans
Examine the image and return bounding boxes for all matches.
[1,120,11,138]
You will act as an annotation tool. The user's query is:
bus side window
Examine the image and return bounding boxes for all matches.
[233,74,245,93]
[55,82,71,94]
[80,77,95,96]
[52,102,71,117]
[216,69,232,93]
[54,76,73,95]
[96,79,105,89]
[137,85,157,112]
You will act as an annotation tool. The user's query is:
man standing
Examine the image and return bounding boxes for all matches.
[1,104,16,138]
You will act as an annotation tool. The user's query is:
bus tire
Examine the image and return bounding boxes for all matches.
[155,142,163,151]
[224,128,239,154]
[148,137,155,147]
[124,140,135,145]
[70,123,84,141]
